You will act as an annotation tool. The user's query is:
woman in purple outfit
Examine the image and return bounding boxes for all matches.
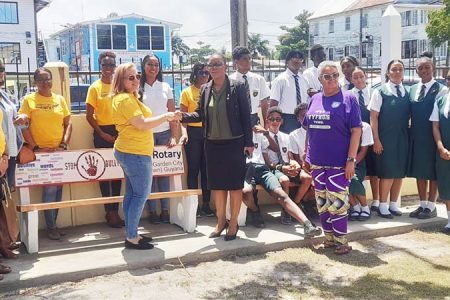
[303,61,362,255]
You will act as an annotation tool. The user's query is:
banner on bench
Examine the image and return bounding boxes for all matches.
[15,146,184,187]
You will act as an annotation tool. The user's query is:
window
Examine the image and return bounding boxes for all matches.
[0,2,18,24]
[401,40,418,59]
[313,23,319,36]
[96,24,126,50]
[345,16,351,31]
[328,20,334,33]
[401,11,412,27]
[0,42,21,64]
[328,48,334,61]
[136,25,165,51]
[412,10,418,25]
[362,13,368,28]
[361,43,367,58]
[344,45,350,56]
[418,39,428,54]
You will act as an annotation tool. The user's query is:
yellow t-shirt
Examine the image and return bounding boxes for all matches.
[85,79,114,125]
[112,93,154,156]
[19,92,70,148]
[180,85,202,127]
[0,111,6,155]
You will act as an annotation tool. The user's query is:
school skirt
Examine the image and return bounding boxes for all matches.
[205,137,246,190]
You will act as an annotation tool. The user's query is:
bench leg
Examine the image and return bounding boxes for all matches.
[169,195,198,233]
[225,195,247,227]
[20,211,39,254]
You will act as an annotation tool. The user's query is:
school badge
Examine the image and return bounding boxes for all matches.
[253,90,259,97]
[254,143,259,149]
[282,147,287,153]
[331,101,341,108]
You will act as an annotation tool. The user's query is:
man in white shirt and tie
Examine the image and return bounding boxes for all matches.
[270,50,309,133]
[303,44,326,97]
[229,46,271,127]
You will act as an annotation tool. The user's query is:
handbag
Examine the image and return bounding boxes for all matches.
[0,176,19,243]
[18,143,36,164]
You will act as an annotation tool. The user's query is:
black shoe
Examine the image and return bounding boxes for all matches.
[358,211,371,221]
[409,206,424,218]
[125,239,154,250]
[209,222,229,238]
[348,210,360,221]
[370,205,379,211]
[196,209,203,218]
[249,209,265,228]
[281,209,292,225]
[389,209,403,216]
[304,223,322,237]
[441,227,450,235]
[140,235,153,242]
[148,211,161,224]
[201,204,215,217]
[224,224,239,241]
[417,208,437,219]
[377,209,394,219]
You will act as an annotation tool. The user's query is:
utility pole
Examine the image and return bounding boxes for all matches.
[230,0,248,49]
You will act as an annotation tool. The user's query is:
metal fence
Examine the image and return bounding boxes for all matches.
[3,57,449,114]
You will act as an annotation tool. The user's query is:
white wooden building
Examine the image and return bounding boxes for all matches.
[0,0,49,73]
[308,0,446,68]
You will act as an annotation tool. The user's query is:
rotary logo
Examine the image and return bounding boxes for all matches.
[76,150,106,180]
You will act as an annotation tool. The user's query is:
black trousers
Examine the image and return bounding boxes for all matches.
[185,126,210,203]
[93,125,121,212]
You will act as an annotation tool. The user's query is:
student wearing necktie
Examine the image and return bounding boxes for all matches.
[339,56,359,91]
[270,50,309,134]
[368,60,411,219]
[408,57,448,220]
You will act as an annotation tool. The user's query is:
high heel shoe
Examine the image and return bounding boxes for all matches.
[209,221,229,238]
[224,224,239,241]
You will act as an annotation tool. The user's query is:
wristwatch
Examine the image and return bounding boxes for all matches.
[346,156,356,163]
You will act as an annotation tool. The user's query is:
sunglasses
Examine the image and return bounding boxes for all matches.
[268,117,282,122]
[198,70,209,76]
[207,63,224,69]
[101,63,116,68]
[320,72,340,81]
[126,74,141,81]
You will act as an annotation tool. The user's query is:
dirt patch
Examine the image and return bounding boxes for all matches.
[3,229,450,300]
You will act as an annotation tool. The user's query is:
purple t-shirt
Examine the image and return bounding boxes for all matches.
[303,90,362,167]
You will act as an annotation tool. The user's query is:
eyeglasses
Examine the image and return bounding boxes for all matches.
[267,117,282,122]
[198,70,209,76]
[101,63,116,68]
[126,74,141,81]
[35,78,52,84]
[146,63,160,68]
[207,63,224,69]
[320,73,340,81]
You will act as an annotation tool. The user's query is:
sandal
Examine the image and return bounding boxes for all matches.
[358,211,371,221]
[349,210,360,221]
[335,244,352,255]
[0,264,11,274]
[322,240,336,248]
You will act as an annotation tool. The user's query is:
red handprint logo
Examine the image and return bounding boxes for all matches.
[82,154,98,176]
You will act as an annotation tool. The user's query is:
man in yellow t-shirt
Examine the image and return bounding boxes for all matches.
[86,51,124,228]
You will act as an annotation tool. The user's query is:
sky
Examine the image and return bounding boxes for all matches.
[37,0,326,51]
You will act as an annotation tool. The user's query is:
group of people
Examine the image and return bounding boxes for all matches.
[0,44,449,260]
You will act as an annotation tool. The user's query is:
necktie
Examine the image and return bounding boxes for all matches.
[293,74,301,104]
[348,83,355,90]
[417,84,426,102]
[395,85,402,98]
[274,134,284,164]
[242,74,249,90]
[242,74,251,110]
[358,90,365,107]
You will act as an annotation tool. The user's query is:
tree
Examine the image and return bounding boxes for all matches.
[275,10,312,60]
[248,33,270,58]
[426,0,450,68]
[189,41,217,64]
[171,35,190,57]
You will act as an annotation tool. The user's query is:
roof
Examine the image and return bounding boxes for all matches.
[35,0,51,12]
[309,0,443,20]
[50,13,182,37]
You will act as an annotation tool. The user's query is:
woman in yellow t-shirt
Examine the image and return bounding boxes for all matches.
[179,62,213,216]
[17,67,72,241]
[86,51,124,228]
[111,63,180,250]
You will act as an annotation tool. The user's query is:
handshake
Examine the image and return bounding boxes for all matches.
[165,111,182,122]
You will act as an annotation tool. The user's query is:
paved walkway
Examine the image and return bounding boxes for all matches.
[0,203,447,292]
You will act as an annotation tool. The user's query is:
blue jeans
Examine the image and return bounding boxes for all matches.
[42,185,63,229]
[114,149,152,239]
[148,129,170,212]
